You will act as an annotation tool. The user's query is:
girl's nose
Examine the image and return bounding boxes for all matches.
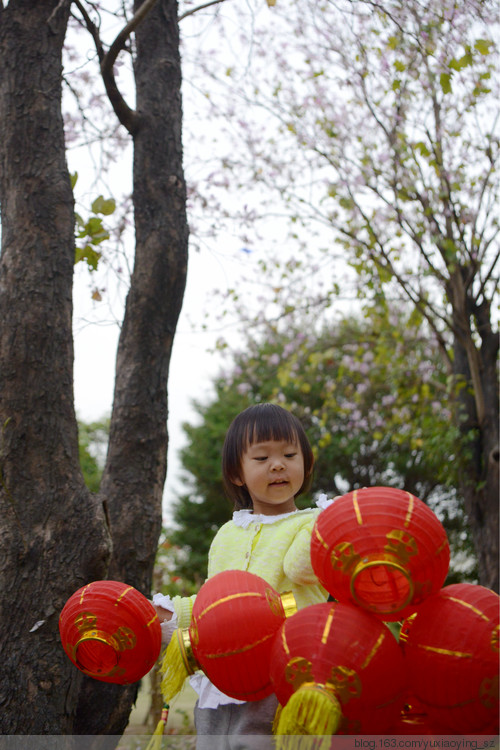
[270,457,285,470]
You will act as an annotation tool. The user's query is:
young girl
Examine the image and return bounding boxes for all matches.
[153,403,330,747]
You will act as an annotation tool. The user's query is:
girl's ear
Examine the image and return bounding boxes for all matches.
[231,475,244,487]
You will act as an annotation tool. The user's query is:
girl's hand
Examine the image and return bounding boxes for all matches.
[153,604,173,622]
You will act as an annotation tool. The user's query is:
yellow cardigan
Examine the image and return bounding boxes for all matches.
[172,507,328,627]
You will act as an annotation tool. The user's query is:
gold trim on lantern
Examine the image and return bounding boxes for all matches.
[399,612,417,644]
[178,628,198,675]
[115,586,133,606]
[78,584,92,605]
[280,591,297,619]
[328,665,362,703]
[385,529,418,564]
[203,630,275,658]
[73,629,120,675]
[321,605,335,644]
[491,624,499,653]
[313,524,329,550]
[350,556,414,614]
[404,492,415,527]
[280,624,290,656]
[197,591,263,620]
[446,596,490,621]
[352,491,363,525]
[285,656,314,690]
[331,541,361,574]
[75,629,119,651]
[360,631,385,669]
[416,643,473,658]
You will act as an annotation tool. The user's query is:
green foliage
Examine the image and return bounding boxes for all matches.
[78,417,109,492]
[169,306,477,584]
[72,172,116,275]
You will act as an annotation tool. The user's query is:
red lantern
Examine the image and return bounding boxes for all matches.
[310,487,450,620]
[59,580,161,684]
[160,569,297,702]
[400,583,500,734]
[270,601,407,741]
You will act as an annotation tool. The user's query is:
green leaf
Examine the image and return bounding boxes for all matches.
[91,195,116,216]
[474,39,493,55]
[75,245,102,270]
[440,72,452,94]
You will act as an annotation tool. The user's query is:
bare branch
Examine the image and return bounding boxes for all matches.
[73,1,105,63]
[179,0,228,22]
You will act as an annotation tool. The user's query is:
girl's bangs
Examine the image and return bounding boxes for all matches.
[244,408,299,448]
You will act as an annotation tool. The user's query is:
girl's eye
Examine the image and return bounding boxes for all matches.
[285,453,297,459]
[254,456,267,462]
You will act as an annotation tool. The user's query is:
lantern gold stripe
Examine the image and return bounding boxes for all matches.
[115,586,134,605]
[79,584,91,604]
[281,625,290,656]
[417,644,473,658]
[353,491,363,525]
[435,538,449,556]
[361,632,385,669]
[146,614,158,628]
[446,596,490,621]
[404,493,414,528]
[203,630,275,658]
[314,524,329,550]
[198,591,263,620]
[321,605,335,644]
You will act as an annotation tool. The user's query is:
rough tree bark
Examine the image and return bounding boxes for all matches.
[0,0,188,735]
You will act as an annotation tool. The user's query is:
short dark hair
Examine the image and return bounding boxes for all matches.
[222,403,314,510]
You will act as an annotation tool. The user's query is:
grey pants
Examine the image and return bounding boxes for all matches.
[194,693,279,750]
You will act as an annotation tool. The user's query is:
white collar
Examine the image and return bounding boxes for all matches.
[232,495,333,529]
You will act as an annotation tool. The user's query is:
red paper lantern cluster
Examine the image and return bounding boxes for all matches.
[400,582,500,734]
[270,602,407,735]
[59,580,161,684]
[310,487,450,620]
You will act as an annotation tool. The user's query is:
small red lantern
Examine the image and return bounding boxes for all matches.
[270,601,407,742]
[160,570,297,702]
[310,487,450,620]
[59,580,161,684]
[400,583,499,734]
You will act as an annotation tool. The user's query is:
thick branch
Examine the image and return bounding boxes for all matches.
[99,0,160,135]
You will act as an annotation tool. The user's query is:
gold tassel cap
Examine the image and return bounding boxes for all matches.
[275,683,342,750]
[159,628,198,703]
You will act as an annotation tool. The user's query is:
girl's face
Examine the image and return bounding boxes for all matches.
[234,438,305,515]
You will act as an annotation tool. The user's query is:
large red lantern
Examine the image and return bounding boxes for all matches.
[160,569,297,702]
[400,582,499,734]
[59,580,162,684]
[270,601,407,743]
[310,487,450,620]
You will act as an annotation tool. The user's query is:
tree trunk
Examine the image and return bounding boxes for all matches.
[73,0,188,735]
[0,1,111,734]
[0,0,187,736]
[453,305,499,593]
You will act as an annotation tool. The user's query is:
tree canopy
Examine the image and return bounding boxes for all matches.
[181,0,499,589]
[169,304,477,584]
